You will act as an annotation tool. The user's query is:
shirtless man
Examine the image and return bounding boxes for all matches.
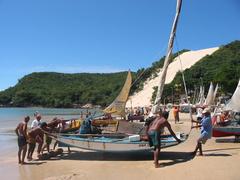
[15,116,30,164]
[27,122,49,160]
[147,111,181,168]
[41,118,61,153]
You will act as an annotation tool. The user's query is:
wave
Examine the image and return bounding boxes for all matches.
[0,132,15,136]
[0,128,15,134]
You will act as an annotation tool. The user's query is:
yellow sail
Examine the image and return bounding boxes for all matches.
[103,70,132,117]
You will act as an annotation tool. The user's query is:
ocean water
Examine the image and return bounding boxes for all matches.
[0,107,100,157]
[0,107,100,133]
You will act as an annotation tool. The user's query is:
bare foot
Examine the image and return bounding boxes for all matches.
[18,160,22,164]
[21,161,26,165]
[154,163,161,168]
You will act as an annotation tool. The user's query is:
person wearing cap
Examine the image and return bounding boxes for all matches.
[191,108,212,156]
[147,110,181,168]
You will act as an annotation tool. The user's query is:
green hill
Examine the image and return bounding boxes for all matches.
[0,71,134,107]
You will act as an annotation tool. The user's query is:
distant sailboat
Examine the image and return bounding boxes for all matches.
[198,85,205,106]
[204,82,214,106]
[224,80,240,112]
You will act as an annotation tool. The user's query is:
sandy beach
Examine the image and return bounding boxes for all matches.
[1,112,240,180]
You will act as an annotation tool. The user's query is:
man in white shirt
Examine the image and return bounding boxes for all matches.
[28,113,42,160]
[31,114,42,129]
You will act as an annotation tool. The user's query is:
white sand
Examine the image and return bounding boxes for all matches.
[126,47,219,108]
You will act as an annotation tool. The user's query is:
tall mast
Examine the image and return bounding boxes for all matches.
[152,0,183,113]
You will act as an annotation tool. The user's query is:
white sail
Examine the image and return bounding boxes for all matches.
[199,86,206,105]
[212,83,218,104]
[204,82,214,106]
[225,80,240,112]
[196,85,205,106]
[152,0,182,113]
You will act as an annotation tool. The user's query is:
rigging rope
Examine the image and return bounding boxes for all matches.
[175,37,194,129]
[130,44,168,88]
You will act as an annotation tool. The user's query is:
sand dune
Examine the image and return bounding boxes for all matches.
[126,47,219,108]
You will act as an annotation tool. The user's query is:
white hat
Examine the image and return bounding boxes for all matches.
[202,108,210,114]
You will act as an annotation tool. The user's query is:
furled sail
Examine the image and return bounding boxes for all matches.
[103,71,132,117]
[225,80,240,112]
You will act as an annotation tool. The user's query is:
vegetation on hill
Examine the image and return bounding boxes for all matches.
[0,71,134,108]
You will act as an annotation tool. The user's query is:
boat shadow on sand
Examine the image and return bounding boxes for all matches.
[58,150,194,167]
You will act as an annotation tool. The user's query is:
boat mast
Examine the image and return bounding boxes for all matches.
[153,0,183,113]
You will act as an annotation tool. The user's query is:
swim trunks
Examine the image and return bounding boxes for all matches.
[148,130,160,147]
[18,135,27,147]
[45,135,52,145]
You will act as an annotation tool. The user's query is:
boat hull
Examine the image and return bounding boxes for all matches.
[56,134,185,152]
[212,126,240,137]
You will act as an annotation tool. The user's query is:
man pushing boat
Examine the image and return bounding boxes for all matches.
[146,110,181,168]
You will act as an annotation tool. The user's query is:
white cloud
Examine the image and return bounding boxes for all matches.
[26,65,125,74]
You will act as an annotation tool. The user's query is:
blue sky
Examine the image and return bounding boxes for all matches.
[0,0,239,90]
